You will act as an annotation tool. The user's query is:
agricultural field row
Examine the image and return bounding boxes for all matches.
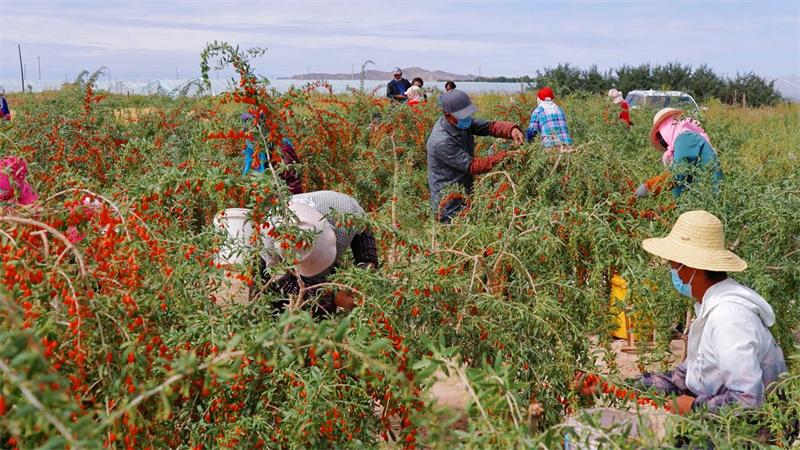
[1,47,799,448]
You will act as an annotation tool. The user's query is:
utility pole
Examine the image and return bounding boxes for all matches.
[176,66,179,80]
[38,56,41,80]
[478,66,481,82]
[352,63,354,80]
[18,45,25,93]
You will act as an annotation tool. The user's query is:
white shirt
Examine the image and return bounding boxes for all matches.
[685,278,787,409]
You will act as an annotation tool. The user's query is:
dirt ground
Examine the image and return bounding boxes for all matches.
[426,338,683,439]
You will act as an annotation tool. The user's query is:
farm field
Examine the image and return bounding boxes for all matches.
[1,55,799,449]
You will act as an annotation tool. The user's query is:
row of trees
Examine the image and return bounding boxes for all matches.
[526,62,784,107]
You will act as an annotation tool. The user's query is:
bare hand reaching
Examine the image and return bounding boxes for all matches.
[573,371,599,396]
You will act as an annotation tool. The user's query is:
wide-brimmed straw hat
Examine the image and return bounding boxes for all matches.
[266,202,336,277]
[649,108,683,152]
[642,210,747,272]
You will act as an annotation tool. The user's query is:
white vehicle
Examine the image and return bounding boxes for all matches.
[624,90,700,111]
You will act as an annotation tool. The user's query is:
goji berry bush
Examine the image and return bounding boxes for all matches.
[1,44,799,448]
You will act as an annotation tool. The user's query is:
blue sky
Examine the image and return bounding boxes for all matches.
[1,0,798,83]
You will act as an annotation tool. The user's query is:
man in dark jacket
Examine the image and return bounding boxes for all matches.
[426,90,525,223]
[386,67,412,102]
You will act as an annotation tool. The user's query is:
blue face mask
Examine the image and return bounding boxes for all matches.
[671,265,696,298]
[455,116,472,130]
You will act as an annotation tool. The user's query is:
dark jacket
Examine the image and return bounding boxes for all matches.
[426,117,519,222]
[386,78,412,102]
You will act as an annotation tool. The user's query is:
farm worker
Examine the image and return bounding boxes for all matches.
[257,190,378,318]
[0,86,10,120]
[410,77,428,102]
[634,108,722,199]
[240,112,303,194]
[578,210,787,415]
[437,81,458,105]
[0,156,38,205]
[427,89,525,223]
[607,89,632,127]
[526,87,573,148]
[405,86,423,106]
[426,89,524,223]
[386,67,412,103]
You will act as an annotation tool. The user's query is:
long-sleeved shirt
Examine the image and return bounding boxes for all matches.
[386,78,412,102]
[643,131,723,199]
[426,117,520,223]
[263,190,379,318]
[618,102,632,127]
[526,101,572,147]
[634,278,786,412]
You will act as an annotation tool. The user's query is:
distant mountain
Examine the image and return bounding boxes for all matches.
[281,67,476,82]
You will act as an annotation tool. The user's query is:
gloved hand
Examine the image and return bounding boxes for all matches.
[634,183,649,198]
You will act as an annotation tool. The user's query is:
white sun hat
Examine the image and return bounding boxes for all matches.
[642,210,747,272]
[608,88,624,104]
[266,202,337,277]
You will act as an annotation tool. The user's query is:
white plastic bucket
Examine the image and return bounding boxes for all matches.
[213,208,254,268]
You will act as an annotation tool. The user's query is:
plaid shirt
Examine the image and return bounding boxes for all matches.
[527,103,572,147]
[264,191,379,318]
[634,362,766,413]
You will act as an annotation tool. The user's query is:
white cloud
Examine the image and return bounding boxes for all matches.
[1,0,797,80]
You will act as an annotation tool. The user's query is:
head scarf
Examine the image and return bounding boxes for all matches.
[536,99,561,115]
[405,86,421,103]
[657,117,712,165]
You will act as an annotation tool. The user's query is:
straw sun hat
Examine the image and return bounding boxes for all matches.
[648,107,684,152]
[642,210,747,272]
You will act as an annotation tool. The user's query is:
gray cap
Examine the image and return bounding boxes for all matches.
[392,67,402,75]
[441,89,478,120]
